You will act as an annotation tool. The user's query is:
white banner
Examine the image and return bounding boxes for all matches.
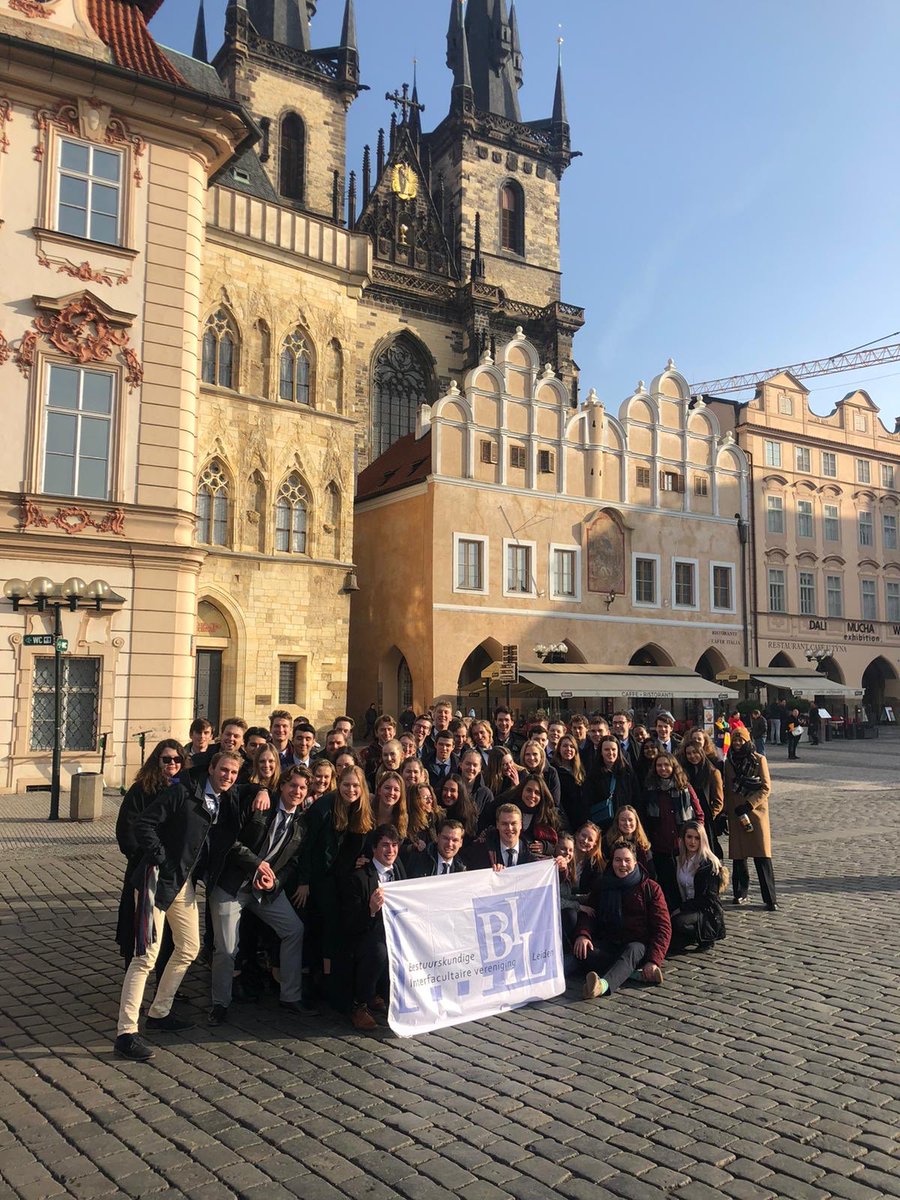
[381,859,565,1038]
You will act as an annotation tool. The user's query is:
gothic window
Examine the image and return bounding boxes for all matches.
[196,459,229,546]
[279,113,305,203]
[275,472,308,554]
[500,181,524,255]
[201,309,238,389]
[372,336,434,457]
[280,328,312,404]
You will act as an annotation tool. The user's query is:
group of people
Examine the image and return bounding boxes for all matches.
[112,701,776,1061]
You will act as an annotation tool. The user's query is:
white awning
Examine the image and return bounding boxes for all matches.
[518,665,738,701]
[751,673,864,699]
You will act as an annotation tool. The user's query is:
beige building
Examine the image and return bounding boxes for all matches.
[710,375,900,716]
[349,332,751,720]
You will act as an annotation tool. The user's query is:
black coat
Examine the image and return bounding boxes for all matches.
[557,766,587,831]
[341,858,408,938]
[115,781,173,954]
[465,829,536,871]
[675,860,726,944]
[584,766,637,829]
[216,805,307,900]
[427,756,461,791]
[408,843,467,878]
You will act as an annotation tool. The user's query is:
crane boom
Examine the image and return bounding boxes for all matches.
[691,340,900,395]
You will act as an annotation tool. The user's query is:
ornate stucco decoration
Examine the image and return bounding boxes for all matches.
[21,497,126,536]
[0,98,12,154]
[34,97,146,185]
[9,0,51,17]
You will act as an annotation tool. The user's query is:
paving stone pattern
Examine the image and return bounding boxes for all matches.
[1,737,898,1199]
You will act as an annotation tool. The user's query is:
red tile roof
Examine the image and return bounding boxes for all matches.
[86,0,186,86]
[356,430,432,502]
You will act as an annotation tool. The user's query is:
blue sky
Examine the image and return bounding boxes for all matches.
[151,1,900,426]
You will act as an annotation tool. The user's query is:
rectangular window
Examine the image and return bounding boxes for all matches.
[509,445,527,470]
[881,463,895,490]
[883,513,897,550]
[480,439,498,465]
[778,394,793,416]
[886,581,900,622]
[764,440,782,468]
[673,560,696,608]
[826,574,843,618]
[795,446,811,473]
[30,655,100,751]
[634,556,657,605]
[857,460,871,484]
[766,495,785,534]
[823,503,840,542]
[506,543,533,594]
[712,565,733,611]
[854,411,868,433]
[43,364,114,500]
[57,139,122,245]
[659,470,683,493]
[636,466,651,489]
[278,661,297,705]
[768,568,786,613]
[538,449,555,474]
[799,571,816,616]
[822,451,837,478]
[858,511,874,546]
[456,537,484,591]
[797,499,813,539]
[551,548,577,598]
[694,475,709,497]
[861,579,877,621]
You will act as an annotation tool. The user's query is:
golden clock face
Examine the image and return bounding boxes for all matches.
[391,162,417,201]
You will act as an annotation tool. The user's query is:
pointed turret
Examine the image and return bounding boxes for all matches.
[465,0,521,120]
[247,0,311,52]
[446,0,473,113]
[339,0,357,52]
[509,1,523,88]
[337,0,359,87]
[409,63,422,143]
[552,41,568,128]
[192,0,208,62]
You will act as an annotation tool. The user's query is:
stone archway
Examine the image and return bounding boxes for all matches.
[629,643,675,667]
[695,647,728,683]
[862,655,898,717]
[768,651,794,668]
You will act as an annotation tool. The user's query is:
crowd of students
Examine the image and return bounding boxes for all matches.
[111,702,776,1061]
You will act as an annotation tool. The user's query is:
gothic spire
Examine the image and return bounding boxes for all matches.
[464,0,522,121]
[552,37,568,127]
[447,0,472,111]
[192,0,208,62]
[409,60,422,143]
[339,0,357,52]
[509,1,523,89]
[247,1,311,52]
[338,0,359,86]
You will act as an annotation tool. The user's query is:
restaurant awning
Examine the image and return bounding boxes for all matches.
[751,673,864,699]
[518,664,739,701]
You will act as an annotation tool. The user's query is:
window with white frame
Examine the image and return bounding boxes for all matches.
[659,469,683,493]
[711,564,734,611]
[635,465,651,489]
[275,473,308,553]
[550,546,579,600]
[766,495,785,534]
[796,499,813,539]
[795,446,811,473]
[822,451,837,478]
[768,568,786,613]
[883,513,898,551]
[881,463,895,490]
[694,475,709,497]
[504,541,534,595]
[826,574,843,617]
[823,503,840,542]
[673,559,697,608]
[857,459,871,484]
[196,459,229,546]
[43,363,114,500]
[57,139,122,245]
[764,440,782,468]
[858,511,874,547]
[455,535,487,592]
[633,555,658,605]
[886,581,900,622]
[799,571,816,616]
[861,579,877,621]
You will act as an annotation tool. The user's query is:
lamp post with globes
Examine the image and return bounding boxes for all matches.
[3,576,123,821]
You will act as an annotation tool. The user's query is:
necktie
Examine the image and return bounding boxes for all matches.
[268,810,292,858]
[506,849,515,867]
[441,862,449,875]
[384,869,393,883]
[204,791,219,819]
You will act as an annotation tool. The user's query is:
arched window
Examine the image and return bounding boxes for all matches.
[275,472,308,553]
[196,459,229,546]
[279,328,312,404]
[279,112,305,202]
[201,309,238,389]
[500,182,524,255]
[398,657,413,712]
[372,336,434,457]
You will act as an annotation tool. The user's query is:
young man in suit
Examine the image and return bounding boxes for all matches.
[342,823,407,1029]
[471,804,536,871]
[612,711,641,774]
[426,730,459,789]
[207,765,314,1026]
[409,818,467,877]
[653,711,683,754]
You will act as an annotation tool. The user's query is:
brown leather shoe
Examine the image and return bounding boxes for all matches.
[351,1005,377,1031]
[370,996,387,1013]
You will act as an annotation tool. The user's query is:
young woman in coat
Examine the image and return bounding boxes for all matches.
[678,739,725,860]
[586,736,637,833]
[723,727,777,910]
[670,821,726,950]
[553,734,588,831]
[641,753,704,910]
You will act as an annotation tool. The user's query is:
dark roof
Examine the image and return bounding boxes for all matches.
[85,0,186,86]
[356,431,432,502]
[159,47,227,96]
[214,146,280,202]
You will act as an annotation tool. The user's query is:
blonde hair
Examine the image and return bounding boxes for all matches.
[374,770,408,839]
[677,820,723,876]
[553,735,585,785]
[574,821,606,872]
[605,805,651,852]
[249,743,281,789]
[335,766,375,834]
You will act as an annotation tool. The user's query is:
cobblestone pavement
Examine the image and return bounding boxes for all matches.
[1,735,898,1200]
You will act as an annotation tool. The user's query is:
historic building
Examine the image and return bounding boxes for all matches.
[709,377,900,717]
[349,333,751,718]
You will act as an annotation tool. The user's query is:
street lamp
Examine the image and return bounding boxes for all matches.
[534,642,568,664]
[4,575,123,821]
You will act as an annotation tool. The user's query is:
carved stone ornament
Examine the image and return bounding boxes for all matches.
[34,98,146,185]
[0,330,9,366]
[34,293,129,364]
[34,101,78,161]
[0,98,11,154]
[9,0,51,16]
[21,497,126,537]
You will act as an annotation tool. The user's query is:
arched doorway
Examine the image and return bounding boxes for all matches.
[457,639,504,716]
[817,656,844,685]
[768,652,794,668]
[561,638,587,664]
[378,645,411,717]
[398,656,413,714]
[195,598,238,732]
[695,648,728,683]
[862,656,897,717]
[629,643,674,667]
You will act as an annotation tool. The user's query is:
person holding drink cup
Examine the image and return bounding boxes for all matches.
[722,727,777,910]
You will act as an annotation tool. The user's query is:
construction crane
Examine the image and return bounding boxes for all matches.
[690,332,900,396]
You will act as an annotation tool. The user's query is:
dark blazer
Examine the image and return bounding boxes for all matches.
[216,805,307,900]
[408,843,467,878]
[676,860,726,944]
[466,829,536,871]
[426,755,461,790]
[620,738,642,775]
[341,858,408,938]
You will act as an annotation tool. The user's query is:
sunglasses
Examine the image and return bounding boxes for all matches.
[160,755,183,764]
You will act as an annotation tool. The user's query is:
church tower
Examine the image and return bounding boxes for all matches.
[213,0,360,221]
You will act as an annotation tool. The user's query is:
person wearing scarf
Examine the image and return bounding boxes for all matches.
[573,842,671,998]
[677,740,726,860]
[641,752,705,910]
[723,728,777,910]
